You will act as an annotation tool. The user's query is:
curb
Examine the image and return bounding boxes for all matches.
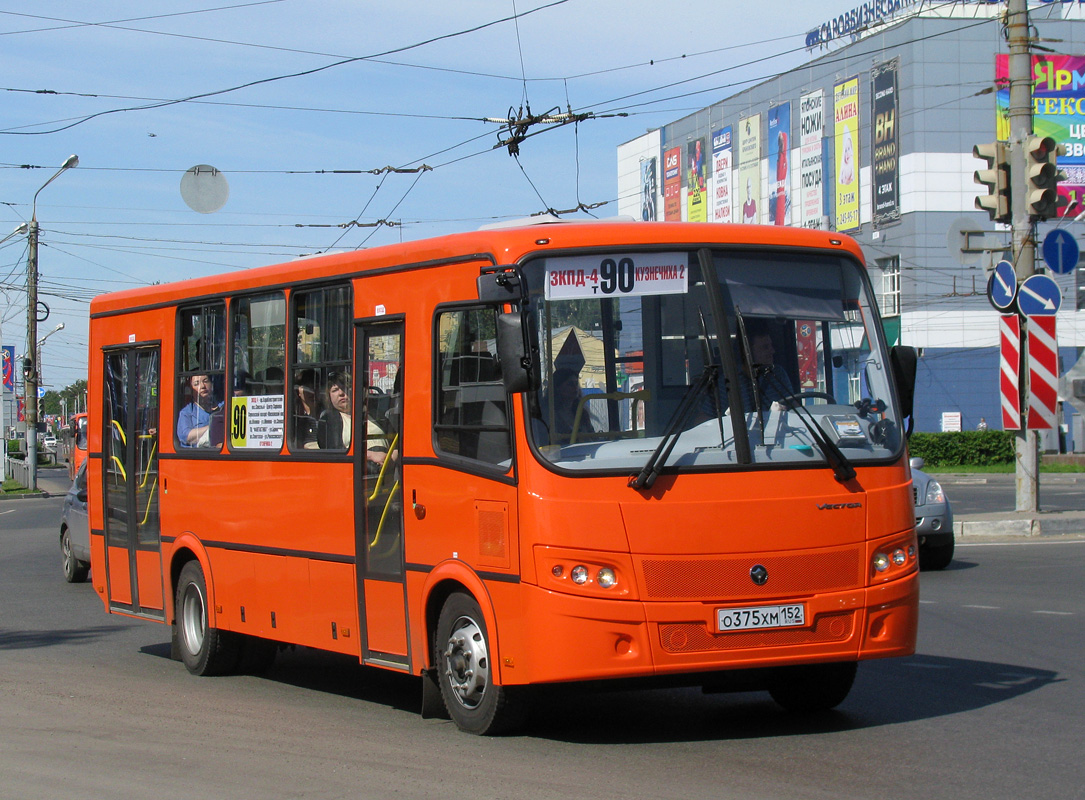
[956,516,1085,539]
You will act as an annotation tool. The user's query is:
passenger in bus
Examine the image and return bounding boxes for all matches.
[736,323,794,410]
[294,368,321,449]
[317,371,353,450]
[537,367,594,444]
[177,374,224,448]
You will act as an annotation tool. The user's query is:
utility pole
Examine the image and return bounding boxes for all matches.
[24,154,78,492]
[1006,0,1039,512]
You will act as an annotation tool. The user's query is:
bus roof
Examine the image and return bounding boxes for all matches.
[89,221,864,316]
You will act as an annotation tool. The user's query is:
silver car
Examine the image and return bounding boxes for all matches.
[910,457,954,571]
[60,459,91,583]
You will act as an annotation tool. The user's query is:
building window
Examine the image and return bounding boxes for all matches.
[877,256,901,317]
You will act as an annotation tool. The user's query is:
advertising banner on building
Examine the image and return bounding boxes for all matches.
[737,113,761,224]
[1,345,13,392]
[834,75,861,232]
[768,103,791,225]
[871,58,900,228]
[663,146,682,221]
[799,90,825,228]
[711,127,733,224]
[687,137,708,222]
[641,157,657,221]
[997,54,1084,216]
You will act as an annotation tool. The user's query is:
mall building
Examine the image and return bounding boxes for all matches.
[616,0,1085,446]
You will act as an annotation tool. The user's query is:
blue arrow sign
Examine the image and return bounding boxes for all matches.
[987,259,1018,311]
[1042,228,1079,275]
[1018,273,1062,316]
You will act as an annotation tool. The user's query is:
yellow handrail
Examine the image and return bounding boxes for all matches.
[367,432,399,502]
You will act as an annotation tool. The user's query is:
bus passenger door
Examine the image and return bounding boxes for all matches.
[102,346,164,619]
[354,321,408,669]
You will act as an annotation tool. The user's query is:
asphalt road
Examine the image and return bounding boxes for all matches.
[939,472,1085,515]
[1,496,1083,800]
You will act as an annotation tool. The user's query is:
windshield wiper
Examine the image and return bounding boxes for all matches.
[629,363,718,491]
[757,368,857,484]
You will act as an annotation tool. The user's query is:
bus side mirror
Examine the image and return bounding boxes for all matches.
[477,267,523,303]
[890,345,917,421]
[496,311,532,394]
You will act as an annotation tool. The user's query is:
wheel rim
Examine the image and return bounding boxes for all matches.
[443,614,489,709]
[180,581,207,655]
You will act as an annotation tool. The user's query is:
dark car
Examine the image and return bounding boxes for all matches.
[60,459,91,583]
[911,457,954,571]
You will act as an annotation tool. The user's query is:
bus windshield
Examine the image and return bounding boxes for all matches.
[523,247,903,474]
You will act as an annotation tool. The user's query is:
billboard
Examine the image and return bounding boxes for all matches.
[641,158,657,221]
[768,103,791,225]
[799,90,825,228]
[663,146,682,221]
[834,75,861,232]
[687,137,708,222]
[737,113,761,224]
[997,54,1085,216]
[872,58,900,228]
[712,127,733,224]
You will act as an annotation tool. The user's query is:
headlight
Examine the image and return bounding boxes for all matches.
[570,565,589,585]
[924,480,946,505]
[597,567,617,588]
[873,552,891,572]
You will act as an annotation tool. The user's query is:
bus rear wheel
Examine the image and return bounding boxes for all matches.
[435,593,527,735]
[768,661,857,712]
[175,560,241,676]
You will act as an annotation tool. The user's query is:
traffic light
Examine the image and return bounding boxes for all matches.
[1025,134,1068,220]
[974,142,1011,223]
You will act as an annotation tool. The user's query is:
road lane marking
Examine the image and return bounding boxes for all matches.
[1033,610,1073,616]
[963,604,1001,610]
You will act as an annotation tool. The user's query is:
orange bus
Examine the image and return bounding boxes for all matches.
[87,220,919,734]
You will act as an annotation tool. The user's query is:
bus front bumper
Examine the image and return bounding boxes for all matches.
[504,570,918,687]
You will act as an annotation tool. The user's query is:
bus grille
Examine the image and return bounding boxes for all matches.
[659,611,855,653]
[640,549,861,601]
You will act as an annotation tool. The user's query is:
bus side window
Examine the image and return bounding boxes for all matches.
[290,284,352,452]
[230,293,286,452]
[176,303,227,451]
[434,307,511,467]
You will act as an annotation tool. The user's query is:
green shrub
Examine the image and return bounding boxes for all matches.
[908,431,1016,466]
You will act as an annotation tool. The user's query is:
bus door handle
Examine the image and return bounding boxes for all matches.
[412,489,426,520]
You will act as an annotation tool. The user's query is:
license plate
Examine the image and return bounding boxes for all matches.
[716,603,805,632]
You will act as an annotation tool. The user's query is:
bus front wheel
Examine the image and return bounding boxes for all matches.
[175,560,241,676]
[435,592,528,735]
[768,661,857,712]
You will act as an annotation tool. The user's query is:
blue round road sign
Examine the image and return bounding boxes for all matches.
[1042,228,1079,275]
[1018,273,1062,316]
[987,259,1018,311]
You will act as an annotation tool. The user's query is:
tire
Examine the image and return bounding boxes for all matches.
[435,592,528,735]
[175,560,241,676]
[61,528,90,584]
[768,661,857,713]
[920,540,954,571]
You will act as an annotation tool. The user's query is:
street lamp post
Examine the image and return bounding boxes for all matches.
[26,154,78,492]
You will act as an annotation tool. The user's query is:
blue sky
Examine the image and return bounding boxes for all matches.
[1,0,834,393]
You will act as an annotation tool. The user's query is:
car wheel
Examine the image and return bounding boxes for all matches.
[768,661,857,712]
[175,560,241,676]
[61,528,89,583]
[920,540,955,571]
[435,592,528,735]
